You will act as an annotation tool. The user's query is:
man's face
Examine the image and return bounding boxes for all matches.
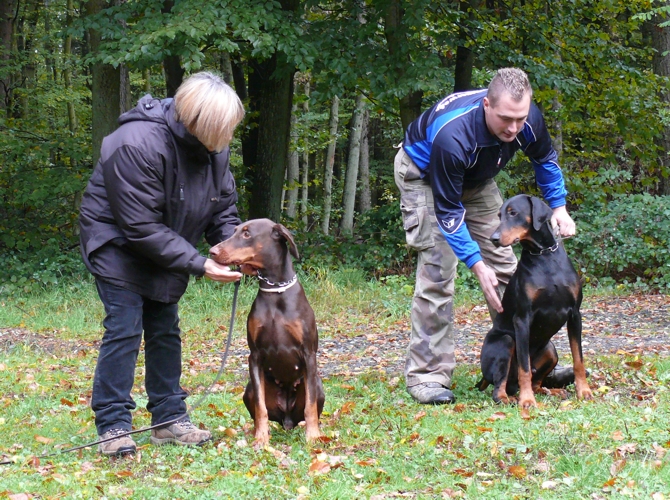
[483,91,531,143]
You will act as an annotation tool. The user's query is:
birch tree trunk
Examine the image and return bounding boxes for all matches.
[301,81,310,226]
[358,108,371,214]
[321,95,339,235]
[286,101,299,219]
[340,94,365,234]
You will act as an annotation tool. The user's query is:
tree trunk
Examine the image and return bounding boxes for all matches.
[142,68,151,93]
[358,108,371,214]
[300,80,310,226]
[384,0,423,130]
[163,55,183,97]
[453,0,480,92]
[120,64,131,113]
[86,0,121,166]
[64,0,77,133]
[650,6,670,195]
[286,101,299,219]
[247,52,296,221]
[340,94,365,234]
[161,0,183,97]
[220,52,233,85]
[321,95,339,235]
[0,0,17,116]
[17,0,40,119]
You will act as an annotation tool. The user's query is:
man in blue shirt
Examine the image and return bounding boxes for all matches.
[395,68,576,404]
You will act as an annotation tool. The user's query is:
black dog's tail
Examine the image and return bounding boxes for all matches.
[475,378,490,391]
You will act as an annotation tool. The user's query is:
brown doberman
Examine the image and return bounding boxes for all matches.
[476,195,592,408]
[209,219,324,447]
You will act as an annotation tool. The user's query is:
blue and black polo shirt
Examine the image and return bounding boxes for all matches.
[403,89,567,269]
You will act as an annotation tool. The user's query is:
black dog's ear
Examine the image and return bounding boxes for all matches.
[530,196,552,231]
[272,224,299,260]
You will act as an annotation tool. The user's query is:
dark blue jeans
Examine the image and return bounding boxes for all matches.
[92,279,188,435]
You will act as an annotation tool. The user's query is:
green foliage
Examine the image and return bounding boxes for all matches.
[77,0,316,72]
[571,194,670,290]
[297,204,411,277]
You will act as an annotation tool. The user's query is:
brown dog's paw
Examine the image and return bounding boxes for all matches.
[253,429,270,450]
[518,395,538,409]
[577,387,593,400]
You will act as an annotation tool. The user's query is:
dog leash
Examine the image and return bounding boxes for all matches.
[0,280,241,466]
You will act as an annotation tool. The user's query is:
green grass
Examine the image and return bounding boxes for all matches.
[0,271,669,499]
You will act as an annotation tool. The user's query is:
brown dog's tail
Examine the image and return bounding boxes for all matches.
[475,378,490,391]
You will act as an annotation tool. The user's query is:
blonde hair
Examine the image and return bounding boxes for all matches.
[174,72,245,153]
[487,68,532,107]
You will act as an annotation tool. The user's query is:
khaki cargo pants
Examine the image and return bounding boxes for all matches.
[394,147,517,388]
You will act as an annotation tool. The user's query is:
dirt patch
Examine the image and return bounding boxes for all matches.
[2,294,668,380]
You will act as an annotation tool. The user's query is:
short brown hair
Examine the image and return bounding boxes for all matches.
[487,68,532,107]
[174,72,245,153]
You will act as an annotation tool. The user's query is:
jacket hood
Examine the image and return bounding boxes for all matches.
[118,94,209,155]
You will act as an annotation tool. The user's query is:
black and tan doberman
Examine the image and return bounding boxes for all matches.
[476,195,592,408]
[209,219,324,447]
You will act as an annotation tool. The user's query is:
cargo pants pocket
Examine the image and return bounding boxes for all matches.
[400,202,435,251]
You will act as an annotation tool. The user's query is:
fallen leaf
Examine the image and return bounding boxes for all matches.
[541,480,558,489]
[34,436,53,444]
[309,459,330,475]
[488,412,506,421]
[615,443,637,458]
[610,459,626,476]
[414,411,426,421]
[611,430,625,441]
[508,465,526,479]
[355,459,376,466]
[340,402,356,415]
[452,468,474,478]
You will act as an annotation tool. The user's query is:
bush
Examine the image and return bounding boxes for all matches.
[571,194,670,290]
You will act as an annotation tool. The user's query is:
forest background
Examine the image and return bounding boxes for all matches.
[1,0,670,294]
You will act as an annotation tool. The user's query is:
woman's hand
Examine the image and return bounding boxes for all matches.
[203,259,243,283]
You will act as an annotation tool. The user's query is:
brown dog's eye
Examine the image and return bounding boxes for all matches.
[242,230,251,238]
[508,209,517,217]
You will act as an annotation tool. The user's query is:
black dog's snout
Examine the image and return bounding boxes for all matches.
[490,231,501,247]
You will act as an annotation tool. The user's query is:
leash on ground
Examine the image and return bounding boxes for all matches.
[0,279,241,466]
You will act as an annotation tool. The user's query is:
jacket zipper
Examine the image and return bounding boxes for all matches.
[179,183,184,201]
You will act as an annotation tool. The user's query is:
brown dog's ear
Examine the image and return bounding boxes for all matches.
[530,196,552,231]
[272,224,300,260]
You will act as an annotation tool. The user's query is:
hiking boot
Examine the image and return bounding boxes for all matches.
[407,382,456,405]
[543,365,590,389]
[150,418,212,446]
[98,428,136,456]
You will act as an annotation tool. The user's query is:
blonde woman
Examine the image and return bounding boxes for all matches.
[79,72,245,455]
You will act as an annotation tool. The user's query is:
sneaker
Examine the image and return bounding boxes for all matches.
[407,382,456,405]
[98,428,136,456]
[150,418,212,446]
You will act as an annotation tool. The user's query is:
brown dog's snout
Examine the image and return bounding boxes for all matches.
[209,244,229,263]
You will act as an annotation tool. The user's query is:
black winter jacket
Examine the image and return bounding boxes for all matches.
[79,95,241,303]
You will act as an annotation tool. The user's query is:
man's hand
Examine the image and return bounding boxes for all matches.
[471,261,503,313]
[203,259,243,283]
[551,205,576,238]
